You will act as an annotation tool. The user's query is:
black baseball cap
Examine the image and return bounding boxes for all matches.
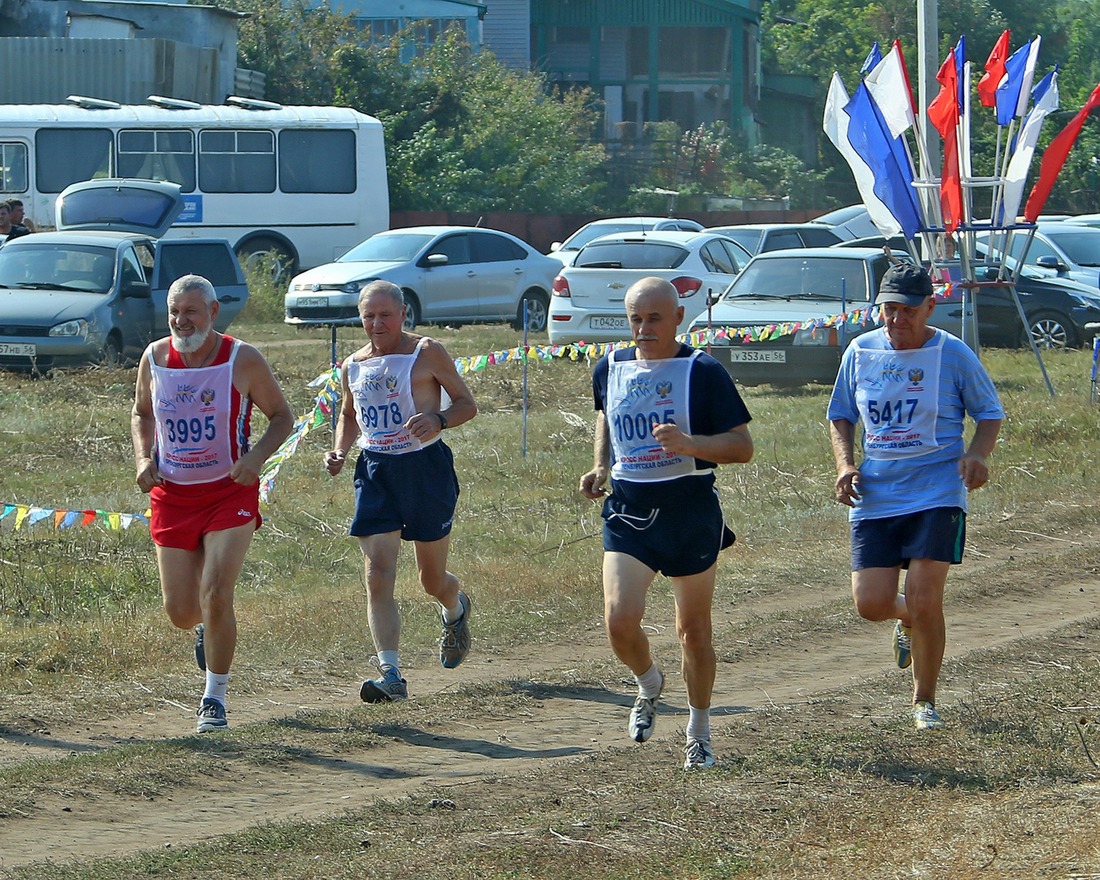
[876,263,934,306]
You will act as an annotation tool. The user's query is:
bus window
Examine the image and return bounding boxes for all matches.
[198,129,275,193]
[37,129,112,193]
[279,129,356,193]
[118,129,196,192]
[0,143,28,193]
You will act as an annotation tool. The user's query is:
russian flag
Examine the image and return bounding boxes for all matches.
[996,36,1041,125]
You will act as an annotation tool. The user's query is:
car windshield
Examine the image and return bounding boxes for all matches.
[724,257,867,301]
[562,222,656,251]
[0,244,115,293]
[1047,229,1100,267]
[573,241,689,270]
[339,233,434,263]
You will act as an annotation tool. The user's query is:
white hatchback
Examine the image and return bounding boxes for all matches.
[547,230,751,345]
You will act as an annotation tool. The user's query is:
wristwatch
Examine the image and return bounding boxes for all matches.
[437,412,448,430]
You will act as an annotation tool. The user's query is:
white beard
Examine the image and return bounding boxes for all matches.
[171,325,211,354]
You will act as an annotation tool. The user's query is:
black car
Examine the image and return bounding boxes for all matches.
[834,236,1100,349]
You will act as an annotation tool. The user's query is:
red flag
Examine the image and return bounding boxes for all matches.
[978,30,1011,108]
[1024,80,1100,222]
[927,48,964,233]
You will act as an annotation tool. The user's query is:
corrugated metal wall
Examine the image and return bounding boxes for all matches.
[0,38,220,104]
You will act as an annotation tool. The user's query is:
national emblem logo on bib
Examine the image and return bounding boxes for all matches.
[656,380,672,398]
[200,388,216,405]
[908,367,924,384]
[386,375,398,392]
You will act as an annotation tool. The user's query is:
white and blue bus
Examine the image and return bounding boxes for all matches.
[0,95,389,273]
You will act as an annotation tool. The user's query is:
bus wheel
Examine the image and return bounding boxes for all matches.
[402,293,421,331]
[238,237,297,281]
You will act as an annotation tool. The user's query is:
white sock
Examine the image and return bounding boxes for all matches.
[377,650,400,671]
[635,663,663,699]
[203,670,229,706]
[442,595,463,624]
[686,705,711,742]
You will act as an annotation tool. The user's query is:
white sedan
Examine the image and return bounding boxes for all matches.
[284,226,562,332]
[547,230,752,344]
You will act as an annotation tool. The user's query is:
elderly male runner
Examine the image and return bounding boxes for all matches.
[828,263,1003,731]
[325,280,477,702]
[132,274,293,733]
[580,276,753,770]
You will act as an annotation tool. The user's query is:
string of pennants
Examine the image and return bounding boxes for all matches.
[3,296,927,530]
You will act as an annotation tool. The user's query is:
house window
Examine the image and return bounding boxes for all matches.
[659,27,731,75]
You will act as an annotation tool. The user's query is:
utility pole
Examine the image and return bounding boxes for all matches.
[916,0,939,179]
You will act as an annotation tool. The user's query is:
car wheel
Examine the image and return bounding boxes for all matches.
[402,292,421,331]
[237,236,297,281]
[1026,311,1078,349]
[514,289,549,333]
[100,334,123,367]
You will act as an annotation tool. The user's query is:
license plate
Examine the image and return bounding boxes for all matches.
[297,296,329,308]
[726,349,786,363]
[0,342,36,356]
[589,316,628,331]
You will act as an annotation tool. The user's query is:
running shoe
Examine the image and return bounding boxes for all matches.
[627,672,664,743]
[194,623,206,672]
[359,664,408,703]
[893,621,912,669]
[683,738,717,770]
[439,591,472,669]
[196,697,227,733]
[913,701,945,730]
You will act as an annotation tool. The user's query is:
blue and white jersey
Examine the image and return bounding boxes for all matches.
[827,327,1005,520]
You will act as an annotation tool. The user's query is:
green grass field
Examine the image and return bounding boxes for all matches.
[2,320,1100,878]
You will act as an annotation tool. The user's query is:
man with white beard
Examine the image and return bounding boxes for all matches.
[131,275,293,733]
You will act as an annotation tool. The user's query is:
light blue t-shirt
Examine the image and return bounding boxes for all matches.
[827,327,1005,521]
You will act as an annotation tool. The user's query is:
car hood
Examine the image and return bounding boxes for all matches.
[291,260,409,287]
[697,295,865,328]
[0,288,108,326]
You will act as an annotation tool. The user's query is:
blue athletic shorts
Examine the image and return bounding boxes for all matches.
[350,440,459,542]
[602,477,735,578]
[850,506,966,570]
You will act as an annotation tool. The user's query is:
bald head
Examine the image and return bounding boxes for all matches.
[625,277,679,313]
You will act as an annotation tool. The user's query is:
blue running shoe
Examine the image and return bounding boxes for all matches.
[194,623,206,672]
[359,664,408,703]
[893,621,912,669]
[439,591,471,669]
[196,697,227,733]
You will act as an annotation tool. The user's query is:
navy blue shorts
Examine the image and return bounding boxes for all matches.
[851,507,966,570]
[350,441,459,542]
[602,477,735,578]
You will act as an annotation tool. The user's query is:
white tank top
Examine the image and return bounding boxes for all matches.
[607,350,704,482]
[150,339,242,484]
[348,337,437,455]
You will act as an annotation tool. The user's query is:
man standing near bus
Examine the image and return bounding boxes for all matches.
[132,275,294,733]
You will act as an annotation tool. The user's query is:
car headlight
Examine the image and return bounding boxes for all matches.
[49,319,89,339]
[792,326,837,346]
[341,282,361,295]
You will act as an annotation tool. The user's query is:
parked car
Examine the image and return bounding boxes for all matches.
[690,248,907,386]
[547,216,704,265]
[284,226,561,332]
[0,178,249,373]
[835,234,1100,349]
[811,204,880,240]
[975,222,1100,290]
[705,223,845,255]
[547,230,752,345]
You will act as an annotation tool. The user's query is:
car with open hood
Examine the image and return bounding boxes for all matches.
[0,178,249,372]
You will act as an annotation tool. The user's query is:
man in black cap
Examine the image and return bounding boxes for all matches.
[826,262,1004,730]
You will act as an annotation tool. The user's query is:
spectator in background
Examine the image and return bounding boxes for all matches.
[5,199,35,234]
[0,203,30,243]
